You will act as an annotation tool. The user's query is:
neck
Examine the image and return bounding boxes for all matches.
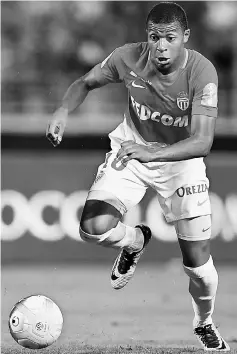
[176,48,187,70]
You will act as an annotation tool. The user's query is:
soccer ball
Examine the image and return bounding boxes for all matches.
[8,295,63,349]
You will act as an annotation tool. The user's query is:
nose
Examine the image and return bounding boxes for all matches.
[157,38,167,52]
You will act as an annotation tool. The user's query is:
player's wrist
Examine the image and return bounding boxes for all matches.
[149,146,164,162]
[54,107,68,123]
[57,106,68,116]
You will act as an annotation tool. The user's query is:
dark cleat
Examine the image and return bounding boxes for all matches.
[194,323,230,351]
[111,225,152,290]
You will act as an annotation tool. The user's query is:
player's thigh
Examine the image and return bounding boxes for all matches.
[90,151,147,208]
[80,199,122,235]
[175,215,212,267]
[81,151,147,234]
[158,178,211,223]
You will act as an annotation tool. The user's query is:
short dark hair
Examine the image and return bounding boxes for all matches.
[146,2,188,32]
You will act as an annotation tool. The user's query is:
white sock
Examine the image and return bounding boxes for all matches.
[80,222,144,252]
[183,256,218,328]
[123,225,144,253]
[106,223,144,253]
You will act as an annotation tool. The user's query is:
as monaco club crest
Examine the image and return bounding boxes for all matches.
[177,91,189,111]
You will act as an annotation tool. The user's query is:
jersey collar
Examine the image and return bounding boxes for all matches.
[182,49,188,69]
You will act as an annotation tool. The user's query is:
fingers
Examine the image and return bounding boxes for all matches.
[117,146,135,160]
[46,132,62,147]
[117,141,148,163]
[120,140,134,148]
[46,122,63,147]
[116,141,138,164]
[121,153,136,163]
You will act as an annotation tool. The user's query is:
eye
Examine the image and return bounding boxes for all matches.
[150,34,158,42]
[167,36,175,42]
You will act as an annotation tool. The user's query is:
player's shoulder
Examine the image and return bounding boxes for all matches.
[187,49,217,75]
[187,49,218,87]
[114,42,149,61]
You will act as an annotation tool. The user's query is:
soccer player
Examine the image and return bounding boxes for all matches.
[46,2,230,351]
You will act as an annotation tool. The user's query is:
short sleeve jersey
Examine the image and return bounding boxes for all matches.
[94,42,218,145]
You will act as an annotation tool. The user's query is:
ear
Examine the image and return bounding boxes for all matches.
[183,29,190,44]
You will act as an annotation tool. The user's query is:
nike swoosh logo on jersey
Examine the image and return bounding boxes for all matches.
[197,199,208,207]
[202,226,211,232]
[131,81,146,89]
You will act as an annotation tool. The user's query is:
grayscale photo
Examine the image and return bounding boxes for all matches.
[1,1,237,353]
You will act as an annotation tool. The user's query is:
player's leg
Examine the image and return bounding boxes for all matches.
[80,196,151,290]
[174,216,229,351]
[79,151,152,289]
[80,198,145,252]
[157,164,229,351]
[175,216,216,327]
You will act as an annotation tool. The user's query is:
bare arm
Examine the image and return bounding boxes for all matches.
[151,114,216,161]
[61,67,110,113]
[117,115,216,163]
[46,66,110,146]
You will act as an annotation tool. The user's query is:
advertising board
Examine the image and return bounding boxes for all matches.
[1,151,237,263]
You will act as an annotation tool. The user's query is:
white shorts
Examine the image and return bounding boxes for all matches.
[88,122,211,223]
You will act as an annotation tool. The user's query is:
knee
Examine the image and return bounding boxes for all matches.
[183,256,218,297]
[80,199,122,237]
[79,218,105,243]
[80,214,117,236]
[79,216,121,245]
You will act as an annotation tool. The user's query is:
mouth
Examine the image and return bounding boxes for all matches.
[155,57,170,65]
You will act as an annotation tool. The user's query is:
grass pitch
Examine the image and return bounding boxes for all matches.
[1,262,237,354]
[2,344,236,354]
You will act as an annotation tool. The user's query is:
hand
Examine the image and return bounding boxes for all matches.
[46,108,67,147]
[117,140,158,163]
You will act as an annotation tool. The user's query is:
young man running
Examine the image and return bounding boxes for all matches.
[46,2,229,351]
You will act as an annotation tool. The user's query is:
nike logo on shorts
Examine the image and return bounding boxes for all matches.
[197,198,208,207]
[131,81,146,89]
[202,226,211,232]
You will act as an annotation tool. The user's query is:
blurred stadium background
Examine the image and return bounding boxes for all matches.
[1,1,237,352]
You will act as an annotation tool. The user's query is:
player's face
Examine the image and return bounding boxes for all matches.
[147,21,190,73]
